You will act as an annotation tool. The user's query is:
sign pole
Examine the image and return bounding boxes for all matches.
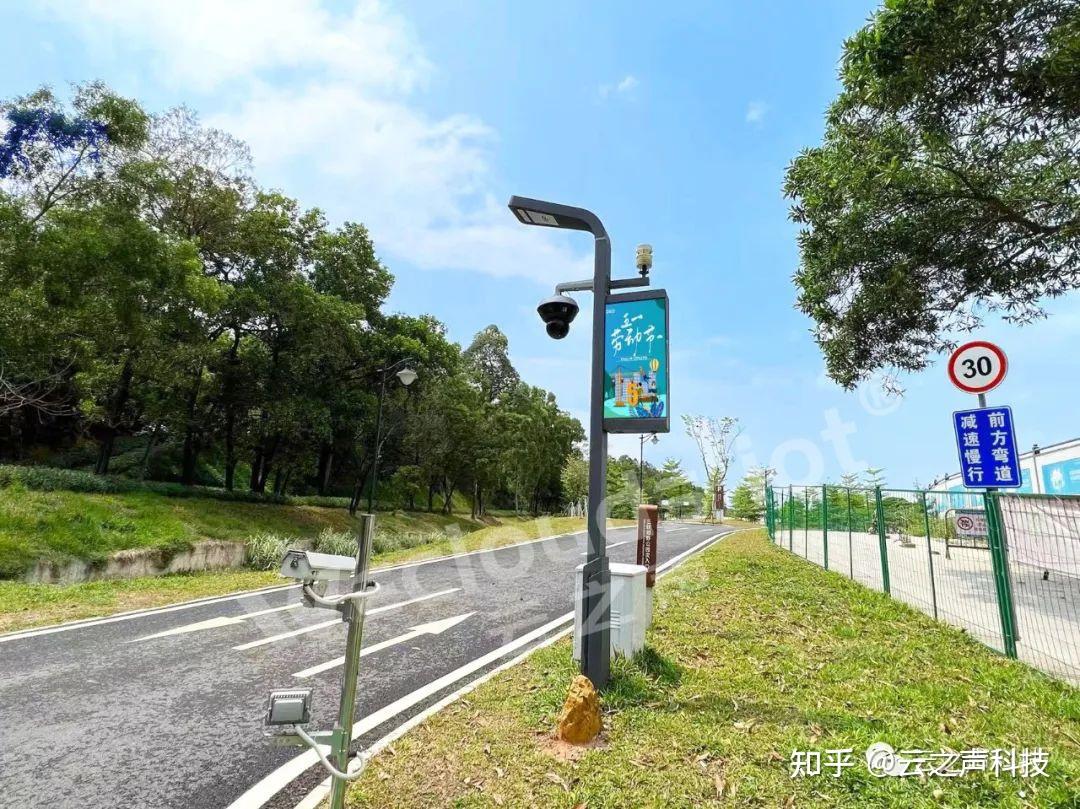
[948,342,1019,643]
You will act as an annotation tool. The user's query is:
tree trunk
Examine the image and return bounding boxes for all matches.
[252,434,280,493]
[427,482,435,512]
[442,478,455,514]
[95,354,135,476]
[224,409,237,491]
[250,444,264,493]
[180,366,204,486]
[317,444,333,496]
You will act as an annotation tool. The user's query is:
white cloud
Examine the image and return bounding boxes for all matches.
[745,100,769,125]
[599,74,639,98]
[39,0,428,93]
[38,0,590,285]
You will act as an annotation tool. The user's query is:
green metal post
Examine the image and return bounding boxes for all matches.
[874,486,891,595]
[846,488,853,579]
[803,487,809,558]
[788,485,794,551]
[920,491,938,620]
[822,484,829,570]
[984,492,1018,658]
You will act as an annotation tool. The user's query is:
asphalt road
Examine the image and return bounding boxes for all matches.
[0,521,732,809]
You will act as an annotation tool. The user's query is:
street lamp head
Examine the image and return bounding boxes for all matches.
[396,367,418,387]
[649,434,659,445]
[507,195,605,236]
[537,293,579,340]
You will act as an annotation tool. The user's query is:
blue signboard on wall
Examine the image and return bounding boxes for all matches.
[952,406,1022,489]
[1017,468,1033,493]
[1041,458,1080,495]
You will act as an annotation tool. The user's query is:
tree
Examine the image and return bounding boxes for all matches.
[741,464,775,508]
[561,454,588,507]
[729,480,763,522]
[0,82,589,517]
[683,414,742,516]
[463,325,519,404]
[862,467,887,488]
[784,0,1080,388]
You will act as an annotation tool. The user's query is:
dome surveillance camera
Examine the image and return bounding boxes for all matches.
[536,293,579,340]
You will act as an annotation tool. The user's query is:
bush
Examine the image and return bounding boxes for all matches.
[313,529,358,557]
[243,528,446,572]
[372,530,443,555]
[245,533,291,571]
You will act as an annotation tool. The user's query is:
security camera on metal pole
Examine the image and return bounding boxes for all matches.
[263,515,379,809]
[508,195,671,689]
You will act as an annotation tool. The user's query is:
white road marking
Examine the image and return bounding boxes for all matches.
[0,524,636,643]
[132,603,302,642]
[580,540,629,555]
[292,624,575,809]
[0,583,301,645]
[371,522,630,573]
[226,612,577,809]
[656,530,730,575]
[288,526,745,809]
[232,588,461,651]
[243,526,742,809]
[292,613,475,678]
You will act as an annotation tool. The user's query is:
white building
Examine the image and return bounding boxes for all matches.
[931,436,1080,504]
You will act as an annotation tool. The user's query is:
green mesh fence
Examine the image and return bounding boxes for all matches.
[766,485,1080,686]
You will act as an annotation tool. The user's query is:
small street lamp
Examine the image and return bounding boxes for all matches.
[639,433,658,503]
[364,358,417,514]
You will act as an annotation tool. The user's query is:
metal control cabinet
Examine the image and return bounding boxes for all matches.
[573,562,648,662]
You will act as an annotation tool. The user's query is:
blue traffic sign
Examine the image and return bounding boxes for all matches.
[952,405,1022,489]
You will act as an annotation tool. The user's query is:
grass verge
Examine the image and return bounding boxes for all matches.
[0,482,495,579]
[0,569,284,634]
[0,516,630,633]
[344,529,1080,808]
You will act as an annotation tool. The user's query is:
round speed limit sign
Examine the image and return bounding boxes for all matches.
[947,341,1008,394]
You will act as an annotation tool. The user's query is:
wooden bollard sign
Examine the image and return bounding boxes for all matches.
[636,504,659,587]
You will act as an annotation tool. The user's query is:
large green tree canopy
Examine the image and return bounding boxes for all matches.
[784,0,1079,387]
[0,84,583,514]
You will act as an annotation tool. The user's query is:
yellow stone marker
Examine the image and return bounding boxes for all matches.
[555,674,602,744]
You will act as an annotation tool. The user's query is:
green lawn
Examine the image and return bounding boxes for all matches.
[345,529,1080,808]
[0,483,488,579]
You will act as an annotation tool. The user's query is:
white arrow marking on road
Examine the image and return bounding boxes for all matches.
[132,603,302,642]
[229,529,742,809]
[232,587,461,651]
[292,612,475,678]
[580,540,629,555]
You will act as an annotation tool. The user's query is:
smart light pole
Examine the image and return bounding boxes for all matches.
[508,195,649,689]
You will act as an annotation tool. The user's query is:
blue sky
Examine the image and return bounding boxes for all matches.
[4,1,1078,490]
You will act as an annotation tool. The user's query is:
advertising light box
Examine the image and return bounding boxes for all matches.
[603,289,670,434]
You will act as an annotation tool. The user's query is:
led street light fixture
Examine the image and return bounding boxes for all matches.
[265,689,313,726]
